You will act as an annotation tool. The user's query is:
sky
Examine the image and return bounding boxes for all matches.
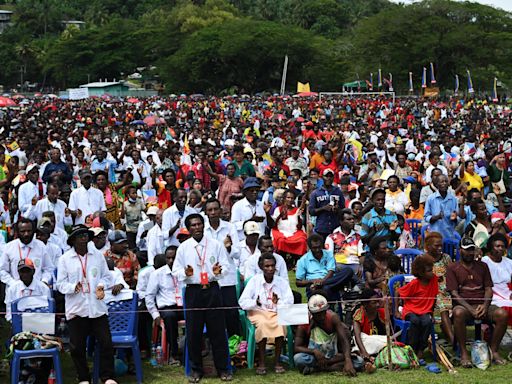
[389,0,512,12]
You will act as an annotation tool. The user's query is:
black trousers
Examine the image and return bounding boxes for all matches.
[127,231,137,250]
[185,283,228,376]
[160,305,185,358]
[220,286,241,337]
[405,313,431,352]
[68,315,114,382]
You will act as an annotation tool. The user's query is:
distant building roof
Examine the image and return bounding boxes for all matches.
[80,82,125,88]
[0,10,13,14]
[62,20,85,24]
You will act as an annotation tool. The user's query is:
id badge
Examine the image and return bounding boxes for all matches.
[200,272,209,285]
[82,279,90,294]
[175,289,183,307]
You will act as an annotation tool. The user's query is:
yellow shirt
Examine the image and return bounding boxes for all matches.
[462,171,484,191]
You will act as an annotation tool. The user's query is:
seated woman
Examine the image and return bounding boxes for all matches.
[238,253,294,375]
[423,231,454,345]
[460,160,484,192]
[271,189,308,258]
[395,256,438,361]
[353,289,386,362]
[363,236,398,292]
[482,233,512,325]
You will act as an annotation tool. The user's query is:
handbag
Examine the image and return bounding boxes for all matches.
[492,169,507,195]
[375,343,419,369]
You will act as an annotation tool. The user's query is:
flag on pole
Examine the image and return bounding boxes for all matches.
[183,135,190,154]
[467,70,474,93]
[422,67,427,88]
[454,74,459,95]
[430,62,436,84]
[378,69,382,88]
[388,73,393,92]
[408,72,413,92]
[369,73,373,90]
[297,82,310,93]
[492,77,498,102]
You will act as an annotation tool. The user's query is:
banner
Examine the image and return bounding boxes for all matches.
[454,74,459,95]
[297,82,310,93]
[378,69,382,88]
[408,72,413,92]
[467,70,474,93]
[424,87,440,97]
[492,77,498,102]
[430,62,436,84]
[69,88,89,100]
[421,67,427,88]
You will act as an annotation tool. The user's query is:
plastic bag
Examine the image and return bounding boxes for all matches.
[375,343,419,369]
[471,340,490,370]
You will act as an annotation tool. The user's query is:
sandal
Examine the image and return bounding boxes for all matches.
[492,357,507,366]
[188,373,202,383]
[275,365,286,374]
[256,367,267,375]
[460,359,473,369]
[220,372,233,381]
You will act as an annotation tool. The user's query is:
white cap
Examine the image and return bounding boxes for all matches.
[308,294,328,313]
[243,221,261,236]
[146,206,159,216]
[25,163,40,174]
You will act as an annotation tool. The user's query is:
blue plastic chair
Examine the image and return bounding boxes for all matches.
[182,287,231,377]
[406,219,422,247]
[93,291,142,384]
[388,274,436,361]
[443,233,461,261]
[395,248,423,274]
[420,224,430,244]
[10,296,64,384]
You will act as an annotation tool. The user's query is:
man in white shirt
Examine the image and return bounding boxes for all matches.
[56,225,117,384]
[204,198,241,337]
[5,258,52,321]
[243,235,288,282]
[238,221,261,279]
[68,169,106,225]
[25,183,72,230]
[18,163,46,218]
[172,214,232,382]
[231,177,268,241]
[40,212,70,253]
[136,206,158,266]
[0,218,54,288]
[147,209,165,266]
[146,249,184,365]
[424,152,448,183]
[162,189,196,247]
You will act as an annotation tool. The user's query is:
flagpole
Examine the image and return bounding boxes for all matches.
[280,55,288,96]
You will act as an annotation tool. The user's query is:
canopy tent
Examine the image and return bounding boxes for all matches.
[343,80,368,89]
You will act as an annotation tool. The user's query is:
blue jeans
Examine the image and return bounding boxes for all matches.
[294,353,316,370]
[306,268,354,301]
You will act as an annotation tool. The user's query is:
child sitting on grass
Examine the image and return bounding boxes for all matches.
[394,256,438,362]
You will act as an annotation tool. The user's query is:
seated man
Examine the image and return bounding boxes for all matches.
[296,234,353,300]
[293,294,358,376]
[447,237,509,367]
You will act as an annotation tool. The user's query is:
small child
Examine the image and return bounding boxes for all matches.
[121,186,145,249]
[395,256,438,361]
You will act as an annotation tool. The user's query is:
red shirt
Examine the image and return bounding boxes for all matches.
[398,275,438,318]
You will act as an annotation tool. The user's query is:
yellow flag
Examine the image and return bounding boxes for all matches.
[297,82,311,93]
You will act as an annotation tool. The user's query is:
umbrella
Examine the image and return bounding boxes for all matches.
[11,94,25,99]
[127,97,139,103]
[43,105,57,112]
[295,92,318,97]
[143,115,165,126]
[296,117,305,122]
[130,120,145,125]
[190,94,204,99]
[46,94,58,98]
[0,97,16,107]
[34,92,42,97]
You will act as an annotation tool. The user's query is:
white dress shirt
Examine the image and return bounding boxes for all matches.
[424,164,448,183]
[238,273,293,312]
[0,238,54,287]
[146,265,183,319]
[204,220,240,287]
[56,243,113,320]
[385,190,409,216]
[172,236,230,285]
[50,227,70,252]
[112,268,129,289]
[238,240,260,272]
[136,219,154,251]
[68,186,106,225]
[230,198,266,241]
[136,265,155,301]
[161,205,196,247]
[5,279,52,321]
[147,224,164,266]
[18,180,47,217]
[25,198,72,231]
[243,252,289,282]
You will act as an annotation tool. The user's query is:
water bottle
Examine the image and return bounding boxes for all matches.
[150,346,158,367]
[47,369,56,384]
[156,346,163,366]
[33,339,41,350]
[58,319,69,350]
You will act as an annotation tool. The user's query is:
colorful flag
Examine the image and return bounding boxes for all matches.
[408,72,413,92]
[183,135,190,154]
[454,74,459,95]
[430,62,436,84]
[297,82,311,93]
[443,152,458,164]
[467,70,474,93]
[378,69,382,88]
[422,67,427,88]
[424,141,431,151]
[387,73,394,91]
[369,73,373,90]
[492,77,498,102]
[349,138,363,161]
[464,142,476,155]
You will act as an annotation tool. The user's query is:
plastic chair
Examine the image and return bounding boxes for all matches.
[93,290,142,384]
[236,270,247,338]
[442,233,461,261]
[395,248,423,274]
[405,219,422,247]
[245,315,295,369]
[420,225,430,244]
[182,288,232,377]
[10,296,64,384]
[388,274,437,361]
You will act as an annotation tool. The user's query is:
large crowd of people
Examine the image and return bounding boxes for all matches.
[1,93,512,383]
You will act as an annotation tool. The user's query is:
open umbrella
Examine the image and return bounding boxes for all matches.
[11,94,25,99]
[130,120,145,125]
[43,105,57,112]
[143,115,166,126]
[46,94,58,98]
[127,97,139,103]
[295,92,318,97]
[0,97,16,107]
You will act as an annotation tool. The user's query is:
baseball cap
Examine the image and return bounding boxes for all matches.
[322,169,335,176]
[79,169,92,179]
[308,294,328,313]
[108,230,128,244]
[460,237,476,250]
[18,258,35,271]
[243,177,260,190]
[491,212,506,224]
[243,221,261,236]
[369,187,386,199]
[291,146,301,151]
[177,228,190,239]
[25,163,40,174]
[37,217,52,229]
[146,206,159,216]
[90,227,106,237]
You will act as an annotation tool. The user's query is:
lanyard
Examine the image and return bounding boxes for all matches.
[195,239,208,270]
[18,244,31,260]
[77,254,88,279]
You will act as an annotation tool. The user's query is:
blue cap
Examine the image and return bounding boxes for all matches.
[243,177,260,190]
[403,176,417,184]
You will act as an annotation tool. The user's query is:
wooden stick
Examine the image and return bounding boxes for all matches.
[383,296,393,370]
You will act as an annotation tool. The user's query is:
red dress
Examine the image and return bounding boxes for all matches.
[271,206,307,256]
